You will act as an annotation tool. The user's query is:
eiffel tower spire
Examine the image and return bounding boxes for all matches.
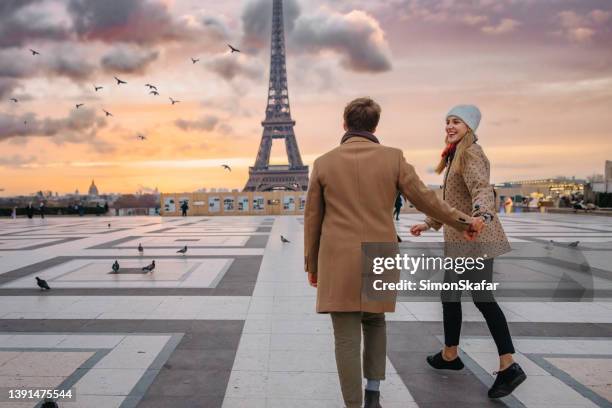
[243,0,309,192]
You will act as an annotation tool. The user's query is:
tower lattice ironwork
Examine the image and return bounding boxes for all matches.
[243,0,309,192]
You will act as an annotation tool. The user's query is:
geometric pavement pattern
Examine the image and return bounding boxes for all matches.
[0,213,610,407]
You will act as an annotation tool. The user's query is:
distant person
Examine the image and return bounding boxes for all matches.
[410,104,525,398]
[181,201,189,217]
[104,201,109,214]
[393,192,403,221]
[26,203,34,219]
[11,206,17,219]
[304,97,484,408]
[504,197,513,214]
[39,202,45,219]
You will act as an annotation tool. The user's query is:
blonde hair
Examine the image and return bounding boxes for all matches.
[434,129,476,175]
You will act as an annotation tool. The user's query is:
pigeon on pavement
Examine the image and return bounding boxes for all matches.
[142,260,156,272]
[36,277,50,290]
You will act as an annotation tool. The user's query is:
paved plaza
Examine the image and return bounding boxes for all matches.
[0,213,611,407]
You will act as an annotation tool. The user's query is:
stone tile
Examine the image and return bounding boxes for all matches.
[0,351,93,377]
[75,367,147,396]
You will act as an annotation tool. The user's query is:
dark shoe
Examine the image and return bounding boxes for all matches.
[488,362,527,398]
[364,389,382,408]
[426,351,464,370]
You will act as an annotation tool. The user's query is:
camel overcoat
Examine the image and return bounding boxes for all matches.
[424,143,511,258]
[304,136,472,313]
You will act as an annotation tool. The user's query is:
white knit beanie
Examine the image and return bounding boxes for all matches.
[446,105,481,133]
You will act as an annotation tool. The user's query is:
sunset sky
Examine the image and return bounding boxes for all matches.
[1,0,611,195]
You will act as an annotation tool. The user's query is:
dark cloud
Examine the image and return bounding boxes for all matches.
[201,16,231,41]
[0,1,70,48]
[67,0,192,45]
[0,78,20,99]
[101,46,159,74]
[0,49,38,78]
[240,0,391,73]
[291,10,391,73]
[175,115,220,132]
[47,53,96,81]
[206,54,264,81]
[0,46,95,85]
[0,108,109,151]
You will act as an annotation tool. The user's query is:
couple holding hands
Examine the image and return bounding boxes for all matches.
[304,98,526,408]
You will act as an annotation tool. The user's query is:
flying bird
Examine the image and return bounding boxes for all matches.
[568,241,580,248]
[191,57,199,64]
[76,103,84,109]
[169,97,180,105]
[280,235,290,243]
[138,243,144,254]
[102,109,113,117]
[177,246,187,255]
[228,44,241,53]
[112,260,120,273]
[35,277,50,290]
[145,84,157,90]
[94,85,103,92]
[114,76,127,85]
[142,260,156,272]
[9,98,18,103]
[137,134,147,140]
[29,49,40,56]
[149,90,159,96]
[221,164,232,172]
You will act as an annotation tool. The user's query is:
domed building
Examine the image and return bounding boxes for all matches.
[88,180,99,197]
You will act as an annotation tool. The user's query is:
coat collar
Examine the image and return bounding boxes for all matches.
[341,130,380,145]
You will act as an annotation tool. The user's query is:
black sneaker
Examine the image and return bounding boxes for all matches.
[426,351,464,370]
[364,389,382,408]
[488,362,527,398]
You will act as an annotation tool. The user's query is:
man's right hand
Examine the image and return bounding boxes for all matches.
[463,217,485,241]
[410,223,430,236]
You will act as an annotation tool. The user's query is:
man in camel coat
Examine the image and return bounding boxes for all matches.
[304,97,484,408]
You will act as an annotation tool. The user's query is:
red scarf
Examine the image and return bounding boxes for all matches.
[441,142,457,161]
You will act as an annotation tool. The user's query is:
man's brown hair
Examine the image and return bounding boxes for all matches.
[343,97,381,132]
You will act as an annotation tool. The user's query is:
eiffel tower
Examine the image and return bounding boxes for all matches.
[243,0,309,192]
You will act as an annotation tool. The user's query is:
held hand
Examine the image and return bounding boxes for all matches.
[308,272,317,288]
[463,217,485,241]
[410,223,430,237]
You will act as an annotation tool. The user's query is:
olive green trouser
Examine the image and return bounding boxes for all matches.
[331,312,386,408]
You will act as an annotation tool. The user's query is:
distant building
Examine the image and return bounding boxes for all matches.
[494,177,585,200]
[88,180,99,197]
[591,160,612,193]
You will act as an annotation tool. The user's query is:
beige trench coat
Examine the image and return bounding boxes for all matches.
[304,136,472,313]
[424,143,511,258]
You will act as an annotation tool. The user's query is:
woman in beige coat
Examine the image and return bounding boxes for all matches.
[410,105,526,399]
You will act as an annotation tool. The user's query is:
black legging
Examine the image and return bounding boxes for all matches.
[441,259,515,356]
